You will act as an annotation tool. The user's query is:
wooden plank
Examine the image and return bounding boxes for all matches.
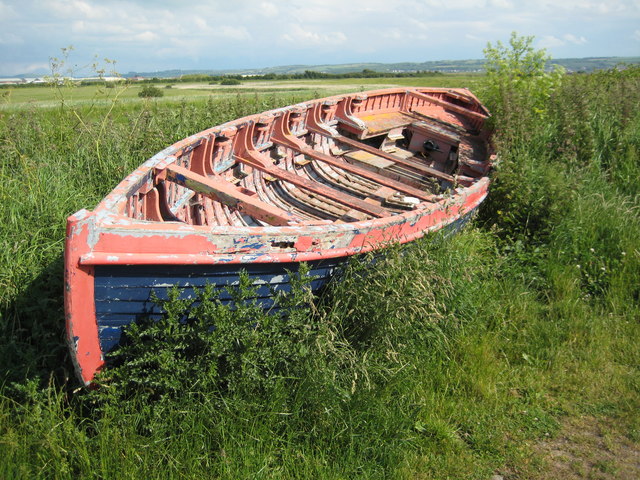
[159,164,302,226]
[344,150,395,170]
[271,125,436,202]
[234,120,392,219]
[407,90,489,122]
[253,163,391,218]
[330,133,455,183]
[357,111,416,136]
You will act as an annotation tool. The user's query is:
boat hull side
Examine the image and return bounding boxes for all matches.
[70,199,483,384]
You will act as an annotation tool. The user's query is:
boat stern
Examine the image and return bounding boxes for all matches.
[64,209,103,385]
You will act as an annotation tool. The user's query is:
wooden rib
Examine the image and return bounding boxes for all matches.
[234,124,390,219]
[271,116,436,201]
[310,161,377,197]
[158,163,302,226]
[248,170,325,222]
[277,178,348,219]
[212,199,230,226]
[281,155,352,218]
[141,187,163,222]
[273,180,341,220]
[406,90,489,122]
[190,135,215,176]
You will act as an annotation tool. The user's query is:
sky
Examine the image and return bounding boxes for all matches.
[0,0,639,76]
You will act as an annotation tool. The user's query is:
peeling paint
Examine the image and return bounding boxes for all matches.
[65,87,494,385]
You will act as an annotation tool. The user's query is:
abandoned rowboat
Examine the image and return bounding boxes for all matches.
[65,87,495,384]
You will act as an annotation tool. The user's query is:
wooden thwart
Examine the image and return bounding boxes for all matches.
[158,164,302,226]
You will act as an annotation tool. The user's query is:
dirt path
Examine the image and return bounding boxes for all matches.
[530,415,639,479]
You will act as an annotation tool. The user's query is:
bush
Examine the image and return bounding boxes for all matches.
[482,31,564,122]
[99,265,327,404]
[220,78,241,86]
[138,85,164,98]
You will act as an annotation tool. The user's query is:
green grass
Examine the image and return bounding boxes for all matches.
[0,74,481,110]
[0,70,639,478]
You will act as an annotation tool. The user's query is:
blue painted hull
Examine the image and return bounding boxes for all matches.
[94,259,341,353]
[93,209,476,354]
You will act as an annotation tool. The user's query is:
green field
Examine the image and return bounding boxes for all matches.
[0,74,482,110]
[0,67,639,479]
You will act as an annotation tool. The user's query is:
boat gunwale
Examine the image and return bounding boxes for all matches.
[78,177,490,266]
[89,87,491,234]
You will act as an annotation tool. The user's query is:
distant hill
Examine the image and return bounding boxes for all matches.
[121,57,639,79]
[3,56,638,80]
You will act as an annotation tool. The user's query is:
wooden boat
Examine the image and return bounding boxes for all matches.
[65,87,494,384]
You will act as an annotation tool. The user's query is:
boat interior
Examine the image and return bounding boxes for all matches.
[120,89,491,227]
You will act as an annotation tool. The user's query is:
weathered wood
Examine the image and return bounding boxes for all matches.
[327,133,455,183]
[271,115,436,201]
[406,90,489,122]
[234,123,391,218]
[159,164,302,226]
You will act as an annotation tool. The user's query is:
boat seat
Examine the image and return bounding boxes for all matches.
[357,111,416,138]
[344,149,395,172]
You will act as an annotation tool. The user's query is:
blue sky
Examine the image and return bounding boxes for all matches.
[1,0,639,76]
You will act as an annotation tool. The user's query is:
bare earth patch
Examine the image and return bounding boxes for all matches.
[528,415,640,479]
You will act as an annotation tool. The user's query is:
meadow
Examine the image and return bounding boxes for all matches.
[0,74,482,110]
[0,63,638,479]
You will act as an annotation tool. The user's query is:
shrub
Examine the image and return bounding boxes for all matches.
[98,265,327,404]
[138,85,164,98]
[482,32,564,121]
[220,78,241,86]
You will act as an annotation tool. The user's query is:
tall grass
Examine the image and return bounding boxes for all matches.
[1,69,639,478]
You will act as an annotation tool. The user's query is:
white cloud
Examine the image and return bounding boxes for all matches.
[281,24,347,47]
[0,1,18,20]
[539,33,588,49]
[409,19,429,31]
[538,35,566,49]
[383,28,428,42]
[47,0,109,20]
[212,26,252,41]
[1,0,639,75]
[0,32,22,45]
[133,31,158,43]
[24,62,49,73]
[489,0,513,7]
[260,1,278,17]
[538,0,635,14]
[563,34,587,45]
[194,18,208,30]
[71,20,129,35]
